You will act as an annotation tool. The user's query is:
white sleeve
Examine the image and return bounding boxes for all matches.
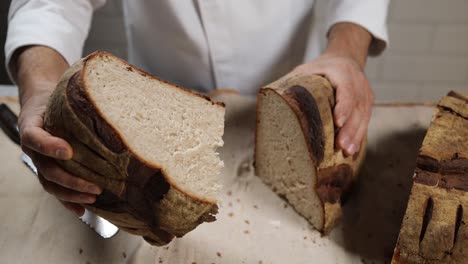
[4,0,106,79]
[325,0,390,56]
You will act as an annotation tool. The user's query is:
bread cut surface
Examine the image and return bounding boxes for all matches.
[43,51,225,245]
[255,74,366,233]
[392,91,468,263]
[84,54,224,201]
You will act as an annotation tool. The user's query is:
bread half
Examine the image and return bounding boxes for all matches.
[43,51,225,245]
[392,91,468,263]
[255,74,366,233]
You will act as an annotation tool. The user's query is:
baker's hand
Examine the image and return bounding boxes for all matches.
[14,46,102,216]
[287,53,374,156]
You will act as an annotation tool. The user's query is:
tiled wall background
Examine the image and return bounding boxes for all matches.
[2,0,468,102]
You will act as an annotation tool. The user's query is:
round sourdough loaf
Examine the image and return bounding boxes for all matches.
[43,52,225,245]
[255,74,366,234]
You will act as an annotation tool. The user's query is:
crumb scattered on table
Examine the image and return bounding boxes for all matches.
[253,205,258,209]
[236,198,240,203]
[227,191,232,196]
[216,252,222,257]
[244,230,250,234]
[228,212,234,217]
[303,236,307,240]
[122,252,126,258]
[228,202,233,207]
[244,220,250,224]
[79,248,83,254]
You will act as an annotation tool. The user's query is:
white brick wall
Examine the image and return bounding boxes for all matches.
[83,0,468,103]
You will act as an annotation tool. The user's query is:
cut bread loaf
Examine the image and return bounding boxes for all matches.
[43,51,225,245]
[392,91,468,263]
[255,74,366,233]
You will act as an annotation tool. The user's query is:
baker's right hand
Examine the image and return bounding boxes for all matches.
[14,46,102,216]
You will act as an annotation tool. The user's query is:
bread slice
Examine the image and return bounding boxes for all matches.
[255,74,366,233]
[43,51,225,245]
[392,91,468,263]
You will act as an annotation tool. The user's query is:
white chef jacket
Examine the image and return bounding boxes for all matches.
[5,0,389,95]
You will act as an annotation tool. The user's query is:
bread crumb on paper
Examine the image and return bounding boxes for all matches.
[216,252,222,257]
[244,230,250,234]
[228,212,234,217]
[244,220,250,224]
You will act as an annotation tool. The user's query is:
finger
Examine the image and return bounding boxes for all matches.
[35,156,102,194]
[60,200,85,217]
[349,119,368,154]
[333,83,357,127]
[350,99,373,153]
[38,174,97,204]
[337,108,362,155]
[21,125,73,160]
[25,149,102,194]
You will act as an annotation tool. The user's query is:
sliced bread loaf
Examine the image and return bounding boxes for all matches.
[392,91,468,263]
[255,74,366,233]
[43,51,225,245]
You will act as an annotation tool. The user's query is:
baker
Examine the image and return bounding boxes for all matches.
[4,0,389,216]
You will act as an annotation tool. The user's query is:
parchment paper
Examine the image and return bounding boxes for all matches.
[0,95,435,264]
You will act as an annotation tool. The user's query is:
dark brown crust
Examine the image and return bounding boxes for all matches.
[316,164,353,204]
[66,70,174,235]
[448,90,468,102]
[67,71,125,153]
[414,169,468,191]
[125,156,170,227]
[282,85,325,163]
[391,248,404,264]
[85,51,225,108]
[417,155,468,174]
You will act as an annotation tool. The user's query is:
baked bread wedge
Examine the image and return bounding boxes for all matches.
[392,91,468,263]
[255,74,366,234]
[43,51,225,245]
